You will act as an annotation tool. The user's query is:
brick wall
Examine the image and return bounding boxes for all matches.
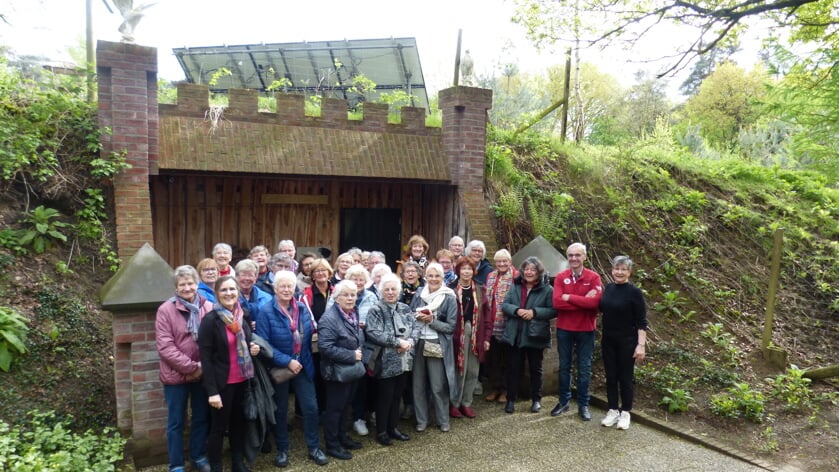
[97,41,157,259]
[438,87,497,253]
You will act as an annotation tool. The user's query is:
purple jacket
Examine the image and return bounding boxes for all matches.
[155,295,214,385]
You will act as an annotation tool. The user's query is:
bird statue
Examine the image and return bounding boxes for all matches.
[460,49,475,86]
[104,0,157,43]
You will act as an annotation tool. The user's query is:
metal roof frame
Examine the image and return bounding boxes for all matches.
[172,37,429,111]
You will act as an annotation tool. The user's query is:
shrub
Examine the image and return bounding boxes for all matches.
[0,411,124,471]
[660,388,693,413]
[0,306,28,372]
[710,382,766,422]
[767,365,813,411]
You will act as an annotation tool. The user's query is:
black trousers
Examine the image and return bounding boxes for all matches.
[323,379,358,448]
[207,381,247,464]
[485,337,509,392]
[375,373,408,435]
[505,345,543,402]
[602,334,637,411]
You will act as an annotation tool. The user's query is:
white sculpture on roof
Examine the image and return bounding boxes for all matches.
[107,0,157,43]
[460,50,475,86]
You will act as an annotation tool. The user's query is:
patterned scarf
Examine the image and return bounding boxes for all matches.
[278,300,302,356]
[177,295,201,341]
[487,269,517,338]
[338,306,359,330]
[409,254,428,269]
[214,302,254,379]
[455,281,479,375]
[401,281,421,305]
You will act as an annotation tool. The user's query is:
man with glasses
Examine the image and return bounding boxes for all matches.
[551,242,602,421]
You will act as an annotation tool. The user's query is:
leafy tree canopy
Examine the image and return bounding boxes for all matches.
[512,0,838,77]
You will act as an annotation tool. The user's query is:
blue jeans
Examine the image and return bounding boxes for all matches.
[556,329,595,408]
[273,373,321,452]
[164,382,210,470]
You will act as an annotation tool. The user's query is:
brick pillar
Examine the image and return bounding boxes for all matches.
[439,86,493,192]
[100,243,175,467]
[97,41,157,260]
[438,86,497,253]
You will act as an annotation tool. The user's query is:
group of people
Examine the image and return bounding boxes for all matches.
[155,236,648,472]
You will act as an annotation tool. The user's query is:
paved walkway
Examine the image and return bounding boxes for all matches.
[142,395,768,472]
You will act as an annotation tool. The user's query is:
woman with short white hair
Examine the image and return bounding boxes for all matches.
[326,264,378,436]
[256,270,325,467]
[368,263,393,299]
[411,263,458,432]
[212,243,235,278]
[318,280,367,460]
[466,240,493,285]
[364,273,417,445]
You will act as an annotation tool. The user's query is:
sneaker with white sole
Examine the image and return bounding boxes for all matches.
[601,409,620,427]
[353,419,369,436]
[616,411,631,430]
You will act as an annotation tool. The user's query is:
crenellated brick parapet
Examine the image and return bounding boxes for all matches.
[160,83,434,135]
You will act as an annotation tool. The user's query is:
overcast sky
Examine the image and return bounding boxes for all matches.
[1,0,764,99]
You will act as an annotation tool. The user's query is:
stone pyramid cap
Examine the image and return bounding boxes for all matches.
[512,236,568,277]
[100,243,175,311]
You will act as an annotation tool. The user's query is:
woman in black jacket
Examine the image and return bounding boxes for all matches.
[500,257,557,414]
[199,276,261,472]
[317,279,366,461]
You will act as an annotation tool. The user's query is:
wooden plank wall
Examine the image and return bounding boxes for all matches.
[150,175,461,267]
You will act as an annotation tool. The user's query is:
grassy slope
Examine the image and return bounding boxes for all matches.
[486,126,838,470]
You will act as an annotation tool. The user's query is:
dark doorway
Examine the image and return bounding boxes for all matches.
[340,209,402,271]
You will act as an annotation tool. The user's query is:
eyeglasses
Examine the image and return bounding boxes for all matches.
[202,268,218,273]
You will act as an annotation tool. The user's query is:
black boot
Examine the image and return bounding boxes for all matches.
[231,453,251,472]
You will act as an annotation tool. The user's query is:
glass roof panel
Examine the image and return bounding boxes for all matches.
[172,37,429,111]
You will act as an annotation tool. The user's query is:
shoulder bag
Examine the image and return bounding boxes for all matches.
[333,361,366,382]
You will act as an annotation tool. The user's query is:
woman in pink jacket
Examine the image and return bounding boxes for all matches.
[155,265,214,472]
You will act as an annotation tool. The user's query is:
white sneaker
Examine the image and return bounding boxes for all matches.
[616,411,631,430]
[353,419,369,436]
[601,409,620,427]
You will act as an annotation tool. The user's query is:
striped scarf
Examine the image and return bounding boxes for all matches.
[214,302,254,379]
[487,269,517,338]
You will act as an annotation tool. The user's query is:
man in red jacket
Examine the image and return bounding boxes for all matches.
[551,243,602,421]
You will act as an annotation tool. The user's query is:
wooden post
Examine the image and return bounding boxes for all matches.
[86,0,94,102]
[762,228,787,369]
[560,48,571,143]
[803,365,839,380]
[453,29,463,87]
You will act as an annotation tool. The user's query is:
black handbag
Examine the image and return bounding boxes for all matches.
[527,319,551,342]
[363,344,383,377]
[242,379,258,421]
[333,361,366,382]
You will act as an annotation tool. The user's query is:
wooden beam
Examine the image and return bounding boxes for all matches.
[261,194,329,205]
